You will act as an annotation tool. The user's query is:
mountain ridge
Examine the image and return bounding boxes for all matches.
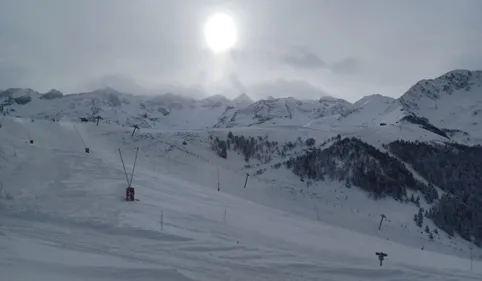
[1,69,481,143]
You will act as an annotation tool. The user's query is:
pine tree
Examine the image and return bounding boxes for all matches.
[414,208,424,228]
[305,138,316,147]
[345,178,351,188]
[220,146,227,158]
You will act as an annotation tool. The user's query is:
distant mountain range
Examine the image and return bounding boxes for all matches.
[1,69,481,143]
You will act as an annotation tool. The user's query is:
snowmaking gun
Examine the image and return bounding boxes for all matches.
[118,147,139,201]
[125,186,135,201]
[375,252,388,266]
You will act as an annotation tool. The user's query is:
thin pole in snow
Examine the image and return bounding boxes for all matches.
[161,210,164,232]
[243,173,249,188]
[470,246,473,271]
[131,125,139,137]
[223,208,226,223]
[118,148,130,186]
[73,125,86,149]
[217,168,220,191]
[379,214,387,230]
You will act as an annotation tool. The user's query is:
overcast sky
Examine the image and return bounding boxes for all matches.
[0,0,481,102]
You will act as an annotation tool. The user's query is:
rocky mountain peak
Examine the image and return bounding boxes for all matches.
[399,70,482,111]
[41,89,63,100]
[233,93,253,105]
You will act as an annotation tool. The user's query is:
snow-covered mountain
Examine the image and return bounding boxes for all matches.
[232,93,253,106]
[0,87,354,130]
[215,96,352,128]
[40,89,64,100]
[2,70,482,142]
[398,70,482,142]
[200,94,231,108]
[0,88,42,108]
[303,94,404,131]
[304,70,482,144]
[0,88,243,129]
[314,96,353,118]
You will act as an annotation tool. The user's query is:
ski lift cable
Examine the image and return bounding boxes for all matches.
[128,147,139,187]
[118,148,130,186]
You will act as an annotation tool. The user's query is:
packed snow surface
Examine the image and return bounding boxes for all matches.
[0,117,480,281]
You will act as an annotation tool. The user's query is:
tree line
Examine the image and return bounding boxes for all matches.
[389,140,482,246]
[209,132,481,247]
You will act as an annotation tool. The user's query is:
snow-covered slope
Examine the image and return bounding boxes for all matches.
[0,88,42,110]
[314,96,353,118]
[304,94,406,134]
[0,88,41,100]
[337,94,401,126]
[215,97,352,128]
[0,118,480,280]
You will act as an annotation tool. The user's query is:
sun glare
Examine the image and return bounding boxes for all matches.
[204,13,237,53]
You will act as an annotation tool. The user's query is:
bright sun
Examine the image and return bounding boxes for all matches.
[204,13,237,53]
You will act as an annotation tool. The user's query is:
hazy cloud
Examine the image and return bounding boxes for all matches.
[249,79,329,100]
[230,47,282,68]
[149,83,207,99]
[331,58,361,75]
[283,49,326,69]
[0,0,481,101]
[0,62,25,89]
[82,73,147,94]
[229,73,247,94]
